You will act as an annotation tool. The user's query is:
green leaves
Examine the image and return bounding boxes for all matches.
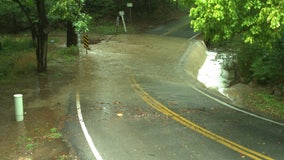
[190,0,240,42]
[49,0,91,33]
[189,0,284,47]
[73,12,91,33]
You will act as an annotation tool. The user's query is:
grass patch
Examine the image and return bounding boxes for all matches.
[48,46,78,63]
[45,128,62,139]
[0,36,78,83]
[247,91,284,119]
[16,127,62,154]
[0,36,36,82]
[90,21,136,35]
[17,135,38,151]
[0,36,35,54]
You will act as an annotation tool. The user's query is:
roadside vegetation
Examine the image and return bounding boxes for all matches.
[0,0,283,159]
[0,36,35,82]
[0,36,78,83]
[0,0,181,83]
[187,0,284,119]
[0,0,283,120]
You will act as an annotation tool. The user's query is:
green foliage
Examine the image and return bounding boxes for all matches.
[251,57,274,83]
[0,0,27,33]
[0,36,36,82]
[190,1,239,42]
[248,92,284,118]
[0,36,35,54]
[16,135,37,151]
[89,21,135,35]
[180,0,195,9]
[84,0,116,20]
[0,36,78,83]
[235,42,261,82]
[50,0,92,33]
[190,0,284,47]
[190,0,284,85]
[0,50,36,82]
[46,127,62,139]
[233,38,284,85]
[48,46,78,62]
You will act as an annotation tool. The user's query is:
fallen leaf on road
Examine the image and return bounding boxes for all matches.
[113,101,121,105]
[117,113,123,117]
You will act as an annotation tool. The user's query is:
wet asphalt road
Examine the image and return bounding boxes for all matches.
[65,18,284,160]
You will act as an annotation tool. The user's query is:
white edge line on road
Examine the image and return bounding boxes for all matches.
[76,92,104,160]
[187,81,284,126]
[181,33,284,127]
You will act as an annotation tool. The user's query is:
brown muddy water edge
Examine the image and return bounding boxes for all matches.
[0,61,80,159]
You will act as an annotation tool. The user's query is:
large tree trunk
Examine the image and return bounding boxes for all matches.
[35,0,48,72]
[66,21,78,47]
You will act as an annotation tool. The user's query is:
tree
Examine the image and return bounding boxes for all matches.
[0,0,25,34]
[11,0,90,72]
[50,0,91,47]
[189,0,284,47]
[189,0,284,84]
[35,0,48,72]
[13,0,48,72]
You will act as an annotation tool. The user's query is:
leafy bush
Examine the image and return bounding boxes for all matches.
[249,37,284,84]
[235,43,261,83]
[232,37,284,85]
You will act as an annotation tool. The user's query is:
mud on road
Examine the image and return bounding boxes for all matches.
[0,33,282,159]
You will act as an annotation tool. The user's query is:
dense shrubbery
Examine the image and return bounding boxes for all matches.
[213,34,284,87]
[236,38,284,85]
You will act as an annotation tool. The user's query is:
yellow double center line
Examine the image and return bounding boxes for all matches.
[131,76,274,160]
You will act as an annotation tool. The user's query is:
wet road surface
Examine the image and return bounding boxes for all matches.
[63,32,284,160]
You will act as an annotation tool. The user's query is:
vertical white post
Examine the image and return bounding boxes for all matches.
[77,33,83,54]
[119,11,127,33]
[14,94,24,122]
[121,16,127,32]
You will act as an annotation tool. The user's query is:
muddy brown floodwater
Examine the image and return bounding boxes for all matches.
[0,60,79,159]
[0,33,282,160]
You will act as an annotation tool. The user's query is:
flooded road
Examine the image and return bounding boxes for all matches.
[0,64,78,159]
[66,34,284,160]
[1,18,283,159]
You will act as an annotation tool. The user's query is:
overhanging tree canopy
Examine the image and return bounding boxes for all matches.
[189,0,284,47]
[11,0,90,72]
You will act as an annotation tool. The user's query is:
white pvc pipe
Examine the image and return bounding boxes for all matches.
[14,94,24,122]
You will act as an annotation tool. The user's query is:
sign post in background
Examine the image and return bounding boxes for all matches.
[127,3,133,24]
[119,11,127,32]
